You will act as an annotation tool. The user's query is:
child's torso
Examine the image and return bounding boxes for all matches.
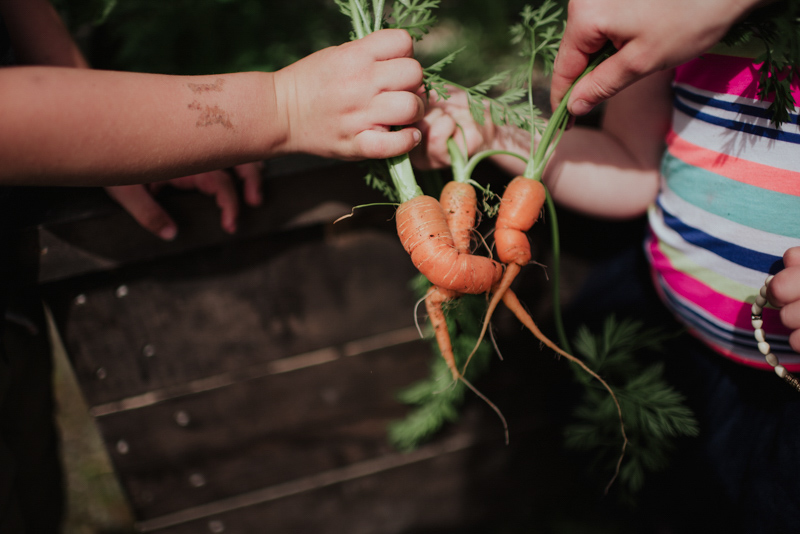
[648,53,800,370]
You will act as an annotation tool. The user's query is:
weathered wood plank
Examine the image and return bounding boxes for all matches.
[44,228,420,406]
[95,340,439,519]
[132,418,575,534]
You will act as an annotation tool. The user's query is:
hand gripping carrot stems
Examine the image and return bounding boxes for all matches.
[446,5,627,489]
[336,0,514,440]
[339,0,625,487]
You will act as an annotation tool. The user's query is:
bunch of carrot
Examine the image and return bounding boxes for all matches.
[336,0,627,487]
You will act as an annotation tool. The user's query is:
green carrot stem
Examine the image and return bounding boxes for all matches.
[388,152,423,203]
[544,186,571,353]
[463,149,528,181]
[530,45,614,180]
[344,0,422,203]
[372,0,385,32]
[350,0,369,38]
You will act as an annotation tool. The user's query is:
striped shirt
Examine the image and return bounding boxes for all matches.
[646,53,800,371]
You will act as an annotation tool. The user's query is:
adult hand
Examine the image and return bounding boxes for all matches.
[550,0,768,115]
[767,247,800,354]
[106,162,263,240]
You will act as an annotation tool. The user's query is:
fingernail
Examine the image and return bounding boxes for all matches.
[412,129,422,145]
[159,226,178,241]
[570,99,593,116]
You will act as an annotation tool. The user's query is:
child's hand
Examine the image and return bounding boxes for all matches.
[767,247,800,353]
[106,162,263,240]
[409,88,495,170]
[273,29,424,161]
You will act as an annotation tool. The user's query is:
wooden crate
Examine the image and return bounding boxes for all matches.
[30,158,582,533]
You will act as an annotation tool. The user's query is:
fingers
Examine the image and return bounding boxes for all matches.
[766,248,800,353]
[549,1,612,111]
[783,246,800,268]
[564,44,649,116]
[409,106,457,170]
[767,249,800,308]
[368,91,425,127]
[193,170,240,234]
[791,327,800,354]
[106,184,178,241]
[375,56,424,92]
[232,162,264,206]
[780,298,800,353]
[362,29,415,60]
[355,127,421,160]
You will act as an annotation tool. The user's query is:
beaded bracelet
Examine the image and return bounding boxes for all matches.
[751,275,800,392]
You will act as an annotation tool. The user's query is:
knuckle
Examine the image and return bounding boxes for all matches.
[393,28,414,51]
[785,247,800,265]
[584,77,618,103]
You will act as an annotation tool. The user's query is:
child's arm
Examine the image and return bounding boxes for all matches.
[0,29,423,186]
[767,247,800,354]
[412,69,673,219]
[0,0,264,240]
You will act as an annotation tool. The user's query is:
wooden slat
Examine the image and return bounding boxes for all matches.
[137,433,488,533]
[95,339,436,520]
[44,228,419,406]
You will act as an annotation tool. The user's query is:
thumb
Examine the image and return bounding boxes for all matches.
[106,185,178,241]
[355,127,422,160]
[566,49,643,116]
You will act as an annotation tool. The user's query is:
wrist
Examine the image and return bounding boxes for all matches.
[259,70,292,158]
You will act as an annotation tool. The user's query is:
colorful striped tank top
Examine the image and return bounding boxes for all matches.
[646,53,800,371]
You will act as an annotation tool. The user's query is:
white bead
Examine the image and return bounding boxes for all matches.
[755,294,768,308]
[754,328,766,343]
[751,318,763,329]
[758,341,771,355]
[775,365,787,378]
[765,275,774,286]
[752,302,763,316]
[760,284,769,299]
[766,353,779,367]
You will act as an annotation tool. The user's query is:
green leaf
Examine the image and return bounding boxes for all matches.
[564,317,698,501]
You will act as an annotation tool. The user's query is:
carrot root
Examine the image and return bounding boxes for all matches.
[424,285,461,380]
[460,262,522,376]
[501,288,628,493]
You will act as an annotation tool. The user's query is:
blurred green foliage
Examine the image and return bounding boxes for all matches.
[57,0,558,85]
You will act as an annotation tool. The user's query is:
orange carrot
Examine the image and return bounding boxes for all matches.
[494,176,547,266]
[424,285,461,379]
[440,181,478,255]
[461,176,547,374]
[397,195,502,295]
[501,287,627,492]
[408,185,508,442]
[422,181,478,380]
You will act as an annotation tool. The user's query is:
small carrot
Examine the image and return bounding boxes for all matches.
[424,285,460,379]
[486,176,546,331]
[460,176,546,375]
[440,180,478,255]
[420,177,509,442]
[422,177,484,380]
[396,195,502,295]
